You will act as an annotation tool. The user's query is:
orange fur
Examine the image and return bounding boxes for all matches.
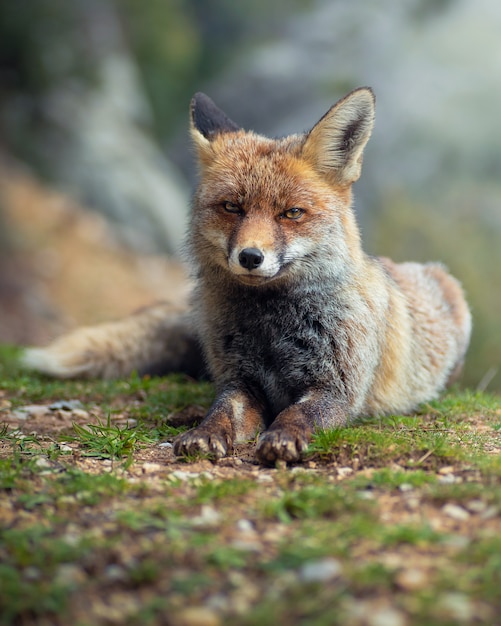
[22,88,471,465]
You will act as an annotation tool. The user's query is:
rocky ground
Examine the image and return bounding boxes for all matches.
[1,377,501,625]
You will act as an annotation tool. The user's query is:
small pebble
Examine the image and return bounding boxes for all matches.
[357,490,375,500]
[438,592,475,622]
[104,564,128,582]
[49,400,83,411]
[438,474,460,484]
[54,563,87,588]
[395,567,428,591]
[405,497,420,510]
[442,534,470,549]
[465,499,487,513]
[13,405,49,420]
[346,601,407,626]
[480,505,499,520]
[367,606,407,626]
[173,607,221,626]
[206,594,230,612]
[34,457,51,469]
[169,470,200,482]
[438,466,455,475]
[23,566,41,581]
[236,519,254,533]
[337,467,353,478]
[398,482,414,492]
[141,462,163,474]
[442,503,470,521]
[191,505,221,527]
[256,473,273,483]
[299,557,342,583]
[231,539,262,552]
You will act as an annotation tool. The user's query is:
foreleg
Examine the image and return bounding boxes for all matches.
[173,388,265,459]
[256,391,348,465]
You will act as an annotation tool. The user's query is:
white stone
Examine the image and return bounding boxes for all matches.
[438,592,475,622]
[465,499,487,513]
[236,519,254,533]
[141,462,163,474]
[256,473,273,483]
[337,467,353,478]
[367,606,407,626]
[399,483,414,492]
[298,557,342,583]
[34,456,51,469]
[438,474,460,484]
[173,606,221,626]
[13,405,49,419]
[442,503,470,521]
[191,505,221,528]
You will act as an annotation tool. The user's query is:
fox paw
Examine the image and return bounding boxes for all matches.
[255,429,310,465]
[173,428,231,460]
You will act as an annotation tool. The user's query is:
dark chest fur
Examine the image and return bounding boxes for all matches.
[202,281,350,415]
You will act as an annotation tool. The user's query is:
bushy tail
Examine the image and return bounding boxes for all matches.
[21,303,206,379]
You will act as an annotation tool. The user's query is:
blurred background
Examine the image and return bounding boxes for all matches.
[0,0,499,391]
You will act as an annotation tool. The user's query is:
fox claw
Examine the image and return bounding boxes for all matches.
[255,429,310,465]
[173,429,230,459]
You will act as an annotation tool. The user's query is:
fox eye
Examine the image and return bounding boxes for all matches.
[223,201,242,214]
[282,207,305,220]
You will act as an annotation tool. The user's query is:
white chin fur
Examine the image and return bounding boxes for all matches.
[234,274,272,286]
[228,249,280,278]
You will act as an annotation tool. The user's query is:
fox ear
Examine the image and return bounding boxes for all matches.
[190,92,240,164]
[302,87,375,185]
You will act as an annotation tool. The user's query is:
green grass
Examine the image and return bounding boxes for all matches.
[69,416,156,461]
[263,482,374,523]
[1,344,501,625]
[0,344,214,414]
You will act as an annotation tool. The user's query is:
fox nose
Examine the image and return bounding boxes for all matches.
[238,247,264,270]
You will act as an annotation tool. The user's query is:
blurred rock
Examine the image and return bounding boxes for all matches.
[395,567,428,591]
[173,607,221,626]
[1,2,190,256]
[298,557,342,583]
[51,53,189,255]
[442,503,470,521]
[0,165,190,345]
[437,592,475,623]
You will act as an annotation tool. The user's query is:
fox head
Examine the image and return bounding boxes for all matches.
[189,88,375,286]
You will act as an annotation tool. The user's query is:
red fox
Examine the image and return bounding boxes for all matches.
[23,88,471,465]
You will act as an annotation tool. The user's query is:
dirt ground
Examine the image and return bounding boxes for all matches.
[1,385,501,625]
[2,397,501,535]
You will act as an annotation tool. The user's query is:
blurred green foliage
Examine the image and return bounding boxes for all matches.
[116,0,312,136]
[0,0,309,154]
[367,192,501,391]
[120,0,304,137]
